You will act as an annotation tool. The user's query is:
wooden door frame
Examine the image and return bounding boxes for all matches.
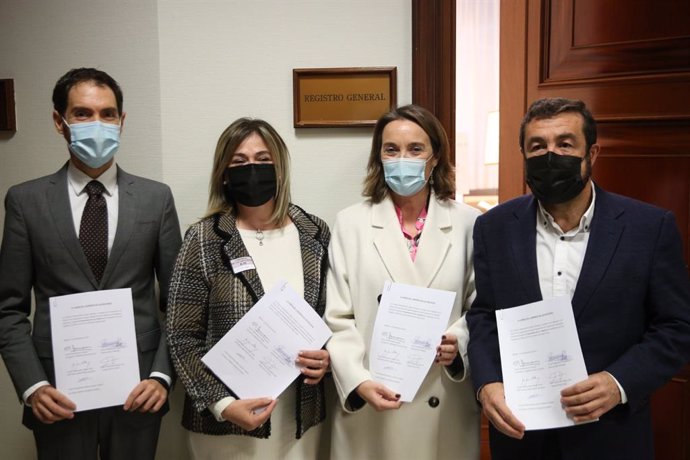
[411,0,456,164]
[497,0,529,201]
[412,0,525,201]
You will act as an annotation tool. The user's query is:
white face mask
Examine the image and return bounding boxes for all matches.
[382,157,430,196]
[63,118,120,168]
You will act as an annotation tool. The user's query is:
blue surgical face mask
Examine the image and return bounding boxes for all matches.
[63,118,120,169]
[382,157,430,197]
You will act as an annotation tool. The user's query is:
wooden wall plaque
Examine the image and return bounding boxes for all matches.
[293,67,396,128]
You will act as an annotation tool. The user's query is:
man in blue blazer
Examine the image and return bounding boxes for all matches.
[0,68,182,459]
[467,97,690,459]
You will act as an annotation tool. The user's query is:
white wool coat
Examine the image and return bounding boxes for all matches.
[325,194,481,460]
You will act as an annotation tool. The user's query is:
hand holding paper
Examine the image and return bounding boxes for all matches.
[436,333,459,367]
[478,382,525,439]
[221,398,278,431]
[496,296,592,431]
[28,385,76,424]
[560,371,621,422]
[202,280,332,400]
[124,379,168,413]
[355,380,402,411]
[296,348,330,385]
[50,289,140,412]
[369,281,456,402]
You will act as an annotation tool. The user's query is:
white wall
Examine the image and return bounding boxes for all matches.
[159,0,411,229]
[0,0,164,189]
[0,1,164,458]
[0,1,410,458]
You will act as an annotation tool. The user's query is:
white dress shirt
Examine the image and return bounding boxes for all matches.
[535,185,594,300]
[535,183,627,404]
[67,161,119,253]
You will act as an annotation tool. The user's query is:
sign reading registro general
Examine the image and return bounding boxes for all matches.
[293,67,397,128]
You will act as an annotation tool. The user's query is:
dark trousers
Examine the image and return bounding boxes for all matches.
[31,406,162,460]
[489,425,563,460]
[488,414,655,460]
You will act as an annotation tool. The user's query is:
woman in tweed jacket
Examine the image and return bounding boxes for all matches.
[167,118,331,459]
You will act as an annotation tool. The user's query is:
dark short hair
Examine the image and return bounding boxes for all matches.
[363,104,455,202]
[519,97,597,152]
[52,68,123,116]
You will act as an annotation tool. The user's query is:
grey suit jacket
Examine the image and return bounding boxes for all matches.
[0,163,182,416]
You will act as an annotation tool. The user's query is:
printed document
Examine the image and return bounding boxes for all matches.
[496,296,591,430]
[50,289,140,411]
[369,281,456,401]
[202,280,332,399]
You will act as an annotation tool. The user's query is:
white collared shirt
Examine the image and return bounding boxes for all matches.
[535,183,627,404]
[535,184,595,300]
[67,161,119,254]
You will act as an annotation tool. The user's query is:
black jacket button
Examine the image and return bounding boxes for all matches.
[428,396,440,408]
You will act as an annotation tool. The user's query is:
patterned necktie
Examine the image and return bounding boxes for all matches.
[79,180,108,283]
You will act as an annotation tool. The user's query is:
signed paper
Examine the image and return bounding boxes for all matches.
[50,289,140,412]
[369,281,456,402]
[496,296,591,430]
[202,280,332,399]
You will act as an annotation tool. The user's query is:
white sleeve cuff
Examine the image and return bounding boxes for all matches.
[605,371,628,404]
[209,397,236,422]
[149,372,172,387]
[23,381,50,406]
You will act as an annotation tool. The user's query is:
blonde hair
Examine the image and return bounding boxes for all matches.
[363,104,455,202]
[205,118,291,225]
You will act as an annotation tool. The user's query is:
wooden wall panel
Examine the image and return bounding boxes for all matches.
[594,121,690,263]
[572,0,690,45]
[593,154,690,264]
[651,366,690,460]
[527,1,690,118]
[546,0,690,82]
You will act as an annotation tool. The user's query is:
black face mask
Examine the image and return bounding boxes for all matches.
[525,151,589,204]
[223,163,277,207]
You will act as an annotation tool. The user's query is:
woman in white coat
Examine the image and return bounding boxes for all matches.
[325,104,481,460]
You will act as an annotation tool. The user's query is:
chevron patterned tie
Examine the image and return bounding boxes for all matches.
[79,180,108,283]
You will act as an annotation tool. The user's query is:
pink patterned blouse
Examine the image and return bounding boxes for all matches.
[394,205,428,262]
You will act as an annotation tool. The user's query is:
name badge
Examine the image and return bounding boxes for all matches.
[230,256,256,274]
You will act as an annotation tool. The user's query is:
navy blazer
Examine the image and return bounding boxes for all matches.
[467,185,690,459]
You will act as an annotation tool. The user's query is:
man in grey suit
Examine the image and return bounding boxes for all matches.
[0,68,182,459]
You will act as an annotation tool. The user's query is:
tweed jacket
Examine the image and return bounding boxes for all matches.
[167,204,330,438]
